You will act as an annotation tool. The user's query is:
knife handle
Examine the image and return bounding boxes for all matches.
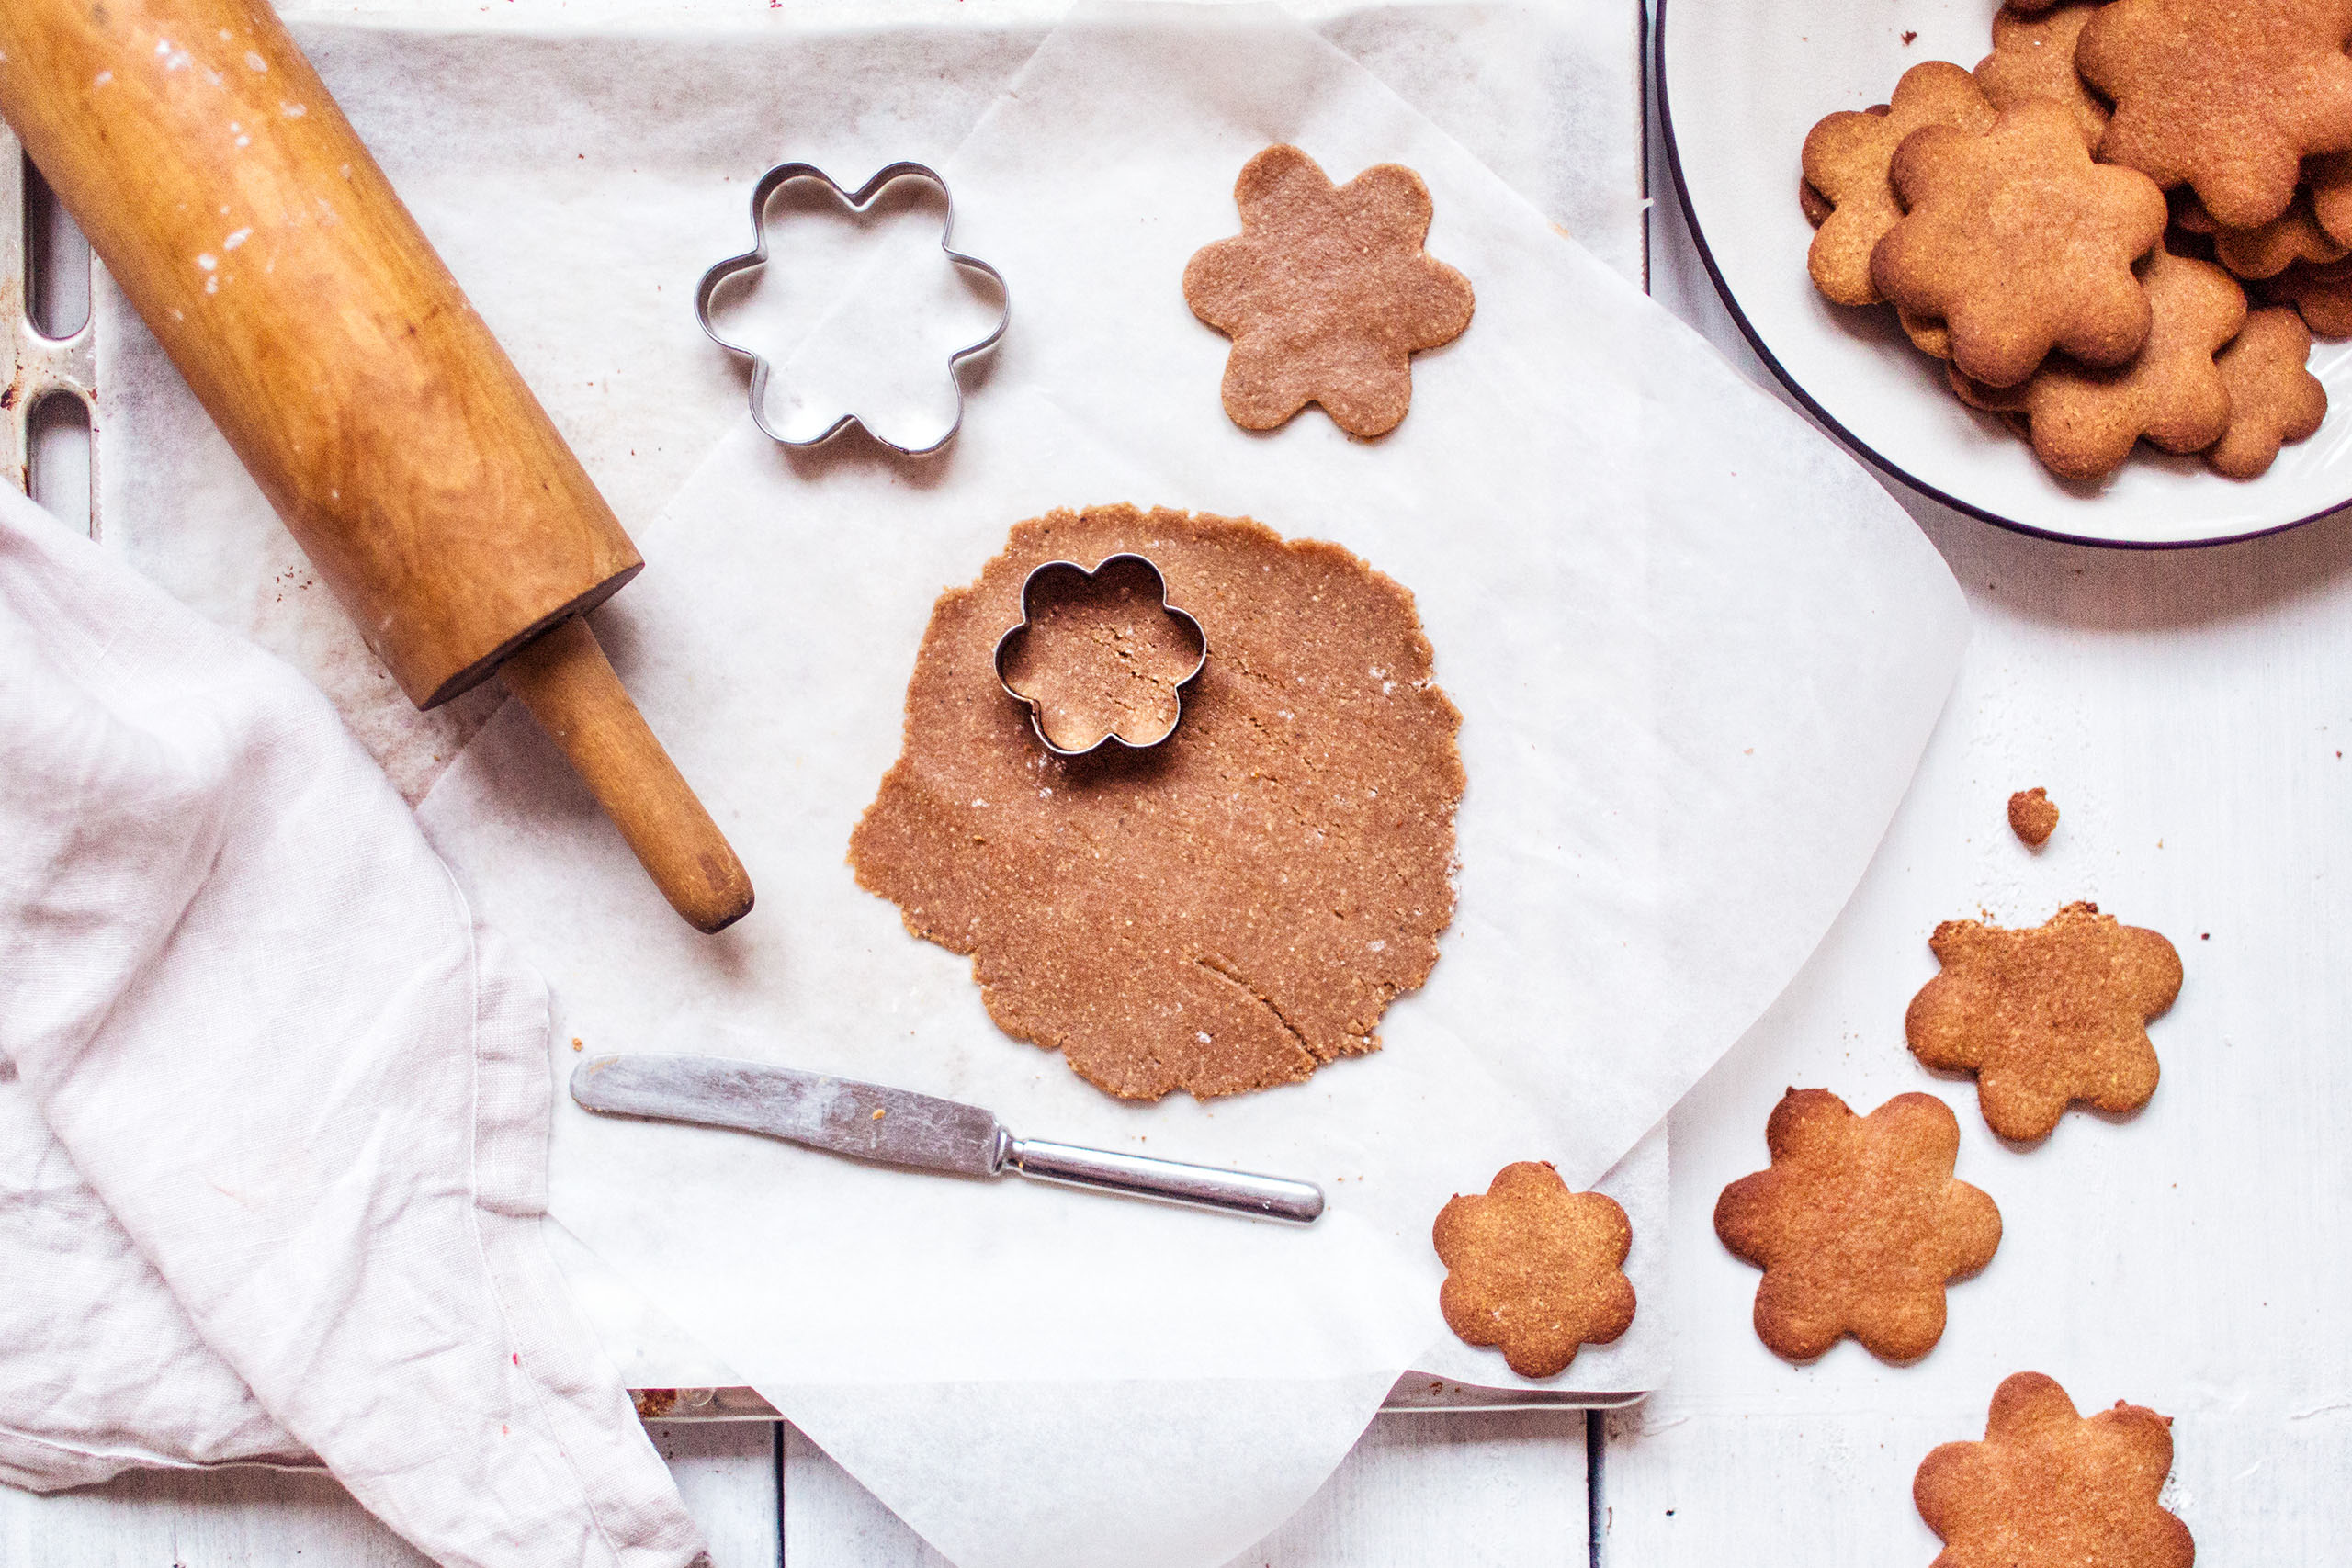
[1002,1138,1325,1224]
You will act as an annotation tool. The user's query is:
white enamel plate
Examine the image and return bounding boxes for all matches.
[1656,0,2352,546]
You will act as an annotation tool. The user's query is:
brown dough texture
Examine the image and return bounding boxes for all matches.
[850,504,1464,1101]
[1946,244,2244,482]
[1714,1089,2001,1363]
[1183,144,1474,439]
[2209,306,2329,477]
[1905,901,2184,1143]
[1802,64,1997,308]
[1915,1372,2194,1568]
[2309,150,2352,247]
[1974,4,2110,151]
[1433,1162,1636,1379]
[2076,0,2352,230]
[996,556,1204,752]
[2259,253,2352,335]
[2007,786,2060,846]
[1875,99,2169,388]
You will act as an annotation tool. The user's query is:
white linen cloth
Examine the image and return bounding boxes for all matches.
[0,486,702,1568]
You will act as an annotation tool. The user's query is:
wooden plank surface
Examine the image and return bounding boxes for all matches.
[0,1425,779,1568]
[784,1413,1588,1568]
[1616,50,2352,1568]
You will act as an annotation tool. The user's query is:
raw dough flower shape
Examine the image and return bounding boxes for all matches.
[992,554,1206,756]
[1915,1372,2194,1568]
[1905,901,2183,1143]
[1713,1089,2001,1364]
[1432,1161,1635,1380]
[1183,144,1474,438]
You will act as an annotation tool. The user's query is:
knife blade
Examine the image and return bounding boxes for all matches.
[570,1054,1323,1223]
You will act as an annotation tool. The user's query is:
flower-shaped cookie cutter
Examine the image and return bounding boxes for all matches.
[992,554,1209,758]
[695,160,1010,457]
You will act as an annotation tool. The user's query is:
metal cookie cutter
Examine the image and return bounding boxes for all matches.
[695,160,1009,457]
[992,554,1208,758]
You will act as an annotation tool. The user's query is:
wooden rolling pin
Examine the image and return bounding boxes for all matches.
[0,0,753,933]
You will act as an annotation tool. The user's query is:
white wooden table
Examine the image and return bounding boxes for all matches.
[13,0,2348,1562]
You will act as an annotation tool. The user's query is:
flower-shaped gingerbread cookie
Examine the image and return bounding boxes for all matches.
[1905,901,2183,1143]
[1915,1373,2194,1568]
[1433,1162,1635,1379]
[1946,244,2245,481]
[2076,0,2352,231]
[2262,254,2352,335]
[992,554,1207,755]
[1801,62,1997,308]
[1714,1089,2001,1363]
[2210,306,2329,478]
[1183,144,1475,438]
[1874,99,2169,388]
[1973,4,2109,151]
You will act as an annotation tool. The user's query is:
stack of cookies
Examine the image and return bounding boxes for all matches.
[1800,0,2348,483]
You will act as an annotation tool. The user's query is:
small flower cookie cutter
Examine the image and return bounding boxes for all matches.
[992,554,1209,758]
[695,160,1010,457]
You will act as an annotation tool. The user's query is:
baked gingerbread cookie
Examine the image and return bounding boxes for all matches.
[1973,4,2110,151]
[2209,192,2349,280]
[1182,144,1474,439]
[851,504,1464,1101]
[2075,0,2352,230]
[1875,99,2169,388]
[2261,253,2352,335]
[1905,901,2184,1143]
[1714,1089,2001,1363]
[1434,1162,1636,1379]
[1946,245,2243,481]
[2007,786,2059,846]
[2308,151,2352,247]
[1802,62,1997,307]
[2210,305,2328,477]
[1915,1372,2194,1568]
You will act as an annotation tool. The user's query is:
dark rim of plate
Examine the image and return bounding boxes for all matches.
[1649,0,2350,552]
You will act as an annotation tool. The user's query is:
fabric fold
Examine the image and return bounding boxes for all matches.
[0,487,702,1568]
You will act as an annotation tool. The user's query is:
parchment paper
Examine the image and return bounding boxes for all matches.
[409,6,1968,1564]
[99,0,1645,803]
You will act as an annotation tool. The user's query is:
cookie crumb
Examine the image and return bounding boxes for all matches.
[2007,785,2059,845]
[1901,28,1918,43]
[570,1036,583,1053]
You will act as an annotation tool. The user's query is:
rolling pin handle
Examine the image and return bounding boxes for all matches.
[499,615,754,934]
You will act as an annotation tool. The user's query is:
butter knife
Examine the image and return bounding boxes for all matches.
[570,1054,1325,1224]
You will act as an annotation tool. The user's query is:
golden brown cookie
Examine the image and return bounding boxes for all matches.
[1800,175,1835,227]
[1875,99,2169,388]
[2210,306,2328,477]
[1945,245,2243,480]
[994,556,1204,752]
[2076,0,2352,230]
[1802,63,1998,308]
[1433,1162,1636,1379]
[1905,900,2184,1143]
[1714,1089,2001,1364]
[851,505,1464,1101]
[2210,191,2349,280]
[1182,144,1474,439]
[1974,4,2110,150]
[2308,150,2352,245]
[1901,306,1954,358]
[2008,786,2060,846]
[1915,1373,2194,1568]
[2260,253,2352,335]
